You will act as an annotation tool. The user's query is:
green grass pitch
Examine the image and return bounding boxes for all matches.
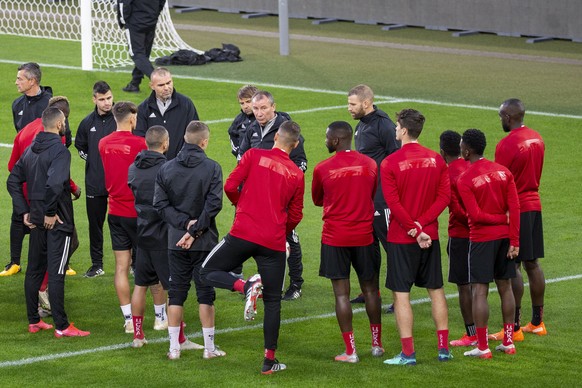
[0,10,581,387]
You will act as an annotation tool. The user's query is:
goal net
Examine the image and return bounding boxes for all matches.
[0,0,202,70]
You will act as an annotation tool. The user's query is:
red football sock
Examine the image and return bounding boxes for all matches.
[179,321,186,344]
[39,272,49,292]
[503,323,514,346]
[342,331,356,355]
[437,329,449,351]
[233,279,245,293]
[476,327,489,351]
[401,337,414,356]
[264,348,276,360]
[370,324,382,348]
[133,316,144,339]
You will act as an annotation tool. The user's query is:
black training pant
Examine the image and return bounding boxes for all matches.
[10,209,30,265]
[25,227,71,330]
[286,230,304,287]
[201,234,286,351]
[86,195,107,268]
[125,27,155,86]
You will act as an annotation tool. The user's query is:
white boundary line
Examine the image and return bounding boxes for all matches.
[1,59,581,120]
[1,274,580,368]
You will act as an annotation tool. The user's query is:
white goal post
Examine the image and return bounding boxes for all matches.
[0,0,202,70]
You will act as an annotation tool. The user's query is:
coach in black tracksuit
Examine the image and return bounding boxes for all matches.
[117,0,166,91]
[135,78,199,160]
[239,109,307,297]
[75,84,117,277]
[7,109,75,331]
[12,85,52,133]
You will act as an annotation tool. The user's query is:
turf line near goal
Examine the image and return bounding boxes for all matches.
[0,273,579,368]
[0,58,581,120]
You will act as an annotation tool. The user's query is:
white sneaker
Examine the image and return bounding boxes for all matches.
[203,346,226,359]
[335,352,360,363]
[131,338,148,348]
[153,317,168,331]
[463,347,492,359]
[495,343,516,354]
[124,320,134,334]
[243,274,263,321]
[180,339,204,350]
[39,289,51,311]
[372,346,385,357]
[167,349,181,360]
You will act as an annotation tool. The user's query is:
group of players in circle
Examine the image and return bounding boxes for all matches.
[5,62,546,374]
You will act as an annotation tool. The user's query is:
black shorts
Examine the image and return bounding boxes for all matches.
[134,247,170,289]
[386,241,443,292]
[107,215,137,251]
[447,237,470,285]
[169,250,215,306]
[516,211,544,263]
[319,243,379,281]
[468,239,516,283]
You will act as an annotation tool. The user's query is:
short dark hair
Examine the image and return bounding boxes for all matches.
[185,121,210,145]
[112,101,138,123]
[439,130,462,157]
[252,90,275,105]
[277,120,301,147]
[42,107,64,130]
[237,84,258,100]
[501,98,526,120]
[461,128,487,156]
[396,109,425,139]
[18,62,41,83]
[93,81,111,96]
[327,121,353,140]
[48,96,70,118]
[145,125,168,150]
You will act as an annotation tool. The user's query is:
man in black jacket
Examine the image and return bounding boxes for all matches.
[75,81,117,278]
[239,91,307,301]
[12,62,52,132]
[7,107,90,337]
[134,67,199,160]
[117,0,166,92]
[127,125,171,347]
[347,84,400,309]
[154,120,224,360]
[228,84,257,158]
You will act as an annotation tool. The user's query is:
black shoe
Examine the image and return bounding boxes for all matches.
[84,266,105,278]
[122,83,140,93]
[282,284,301,301]
[385,303,395,314]
[261,358,287,375]
[350,293,365,304]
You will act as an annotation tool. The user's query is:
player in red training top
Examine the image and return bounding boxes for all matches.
[312,121,383,363]
[456,129,520,359]
[439,130,475,347]
[98,101,147,333]
[492,98,547,339]
[201,120,304,375]
[380,109,451,365]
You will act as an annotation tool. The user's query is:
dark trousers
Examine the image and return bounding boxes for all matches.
[373,207,390,258]
[125,27,155,85]
[286,230,304,287]
[25,228,71,330]
[201,234,286,350]
[86,195,107,268]
[10,209,30,265]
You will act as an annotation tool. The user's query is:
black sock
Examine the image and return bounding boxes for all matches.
[465,323,476,337]
[532,305,544,326]
[514,306,521,331]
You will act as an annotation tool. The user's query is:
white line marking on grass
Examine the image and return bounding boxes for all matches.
[0,59,581,120]
[1,273,580,368]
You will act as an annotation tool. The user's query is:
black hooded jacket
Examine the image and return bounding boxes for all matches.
[154,143,222,251]
[227,110,255,158]
[238,112,308,172]
[7,131,74,233]
[128,150,167,250]
[117,0,165,32]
